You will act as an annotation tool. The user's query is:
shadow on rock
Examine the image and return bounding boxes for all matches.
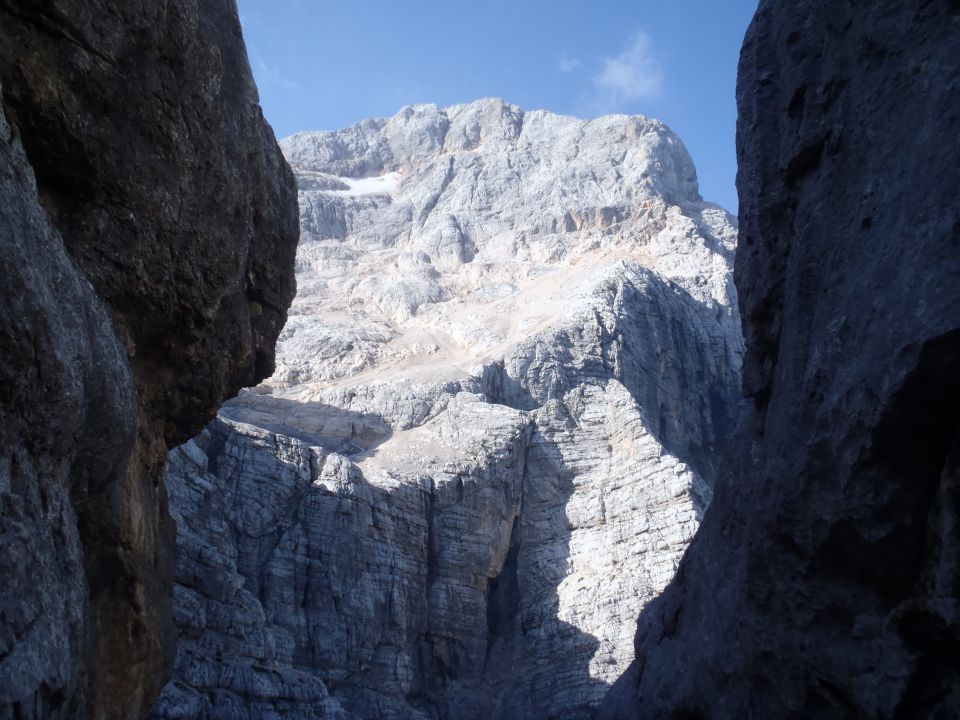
[155,400,609,719]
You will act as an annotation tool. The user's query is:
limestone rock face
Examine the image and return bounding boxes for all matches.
[156,99,743,719]
[601,2,960,718]
[0,3,298,718]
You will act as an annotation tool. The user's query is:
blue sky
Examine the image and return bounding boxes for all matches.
[238,1,758,213]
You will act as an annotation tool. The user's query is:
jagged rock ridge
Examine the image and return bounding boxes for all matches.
[0,3,298,718]
[156,99,744,719]
[601,1,960,718]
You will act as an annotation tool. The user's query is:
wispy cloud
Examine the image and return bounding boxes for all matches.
[239,11,260,30]
[558,57,582,74]
[591,31,663,110]
[254,57,297,91]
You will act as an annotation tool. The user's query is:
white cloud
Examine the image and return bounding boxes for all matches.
[255,57,297,91]
[592,31,663,109]
[558,57,582,74]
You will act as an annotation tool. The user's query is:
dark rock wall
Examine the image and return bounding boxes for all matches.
[0,2,298,718]
[602,1,960,718]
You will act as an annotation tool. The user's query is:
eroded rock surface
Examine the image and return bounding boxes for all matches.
[601,2,960,718]
[156,100,743,719]
[0,3,298,718]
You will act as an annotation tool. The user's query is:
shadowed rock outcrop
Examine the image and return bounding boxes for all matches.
[601,1,960,718]
[0,2,298,718]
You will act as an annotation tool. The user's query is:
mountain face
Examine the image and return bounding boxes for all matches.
[601,1,960,718]
[154,99,744,719]
[0,2,298,719]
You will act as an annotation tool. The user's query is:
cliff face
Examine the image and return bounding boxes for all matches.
[602,1,960,717]
[0,2,298,718]
[154,100,744,719]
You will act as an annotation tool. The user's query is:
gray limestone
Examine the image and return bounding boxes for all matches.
[0,2,298,717]
[156,99,744,719]
[600,2,960,718]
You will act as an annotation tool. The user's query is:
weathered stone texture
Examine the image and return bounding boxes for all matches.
[156,100,744,719]
[601,2,960,718]
[0,2,298,718]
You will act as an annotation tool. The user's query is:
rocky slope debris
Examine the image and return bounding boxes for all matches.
[601,1,960,718]
[0,3,298,718]
[155,99,744,719]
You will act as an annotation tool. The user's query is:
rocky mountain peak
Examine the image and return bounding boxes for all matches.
[270,99,734,390]
[155,100,744,720]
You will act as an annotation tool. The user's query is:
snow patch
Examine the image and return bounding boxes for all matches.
[325,172,401,197]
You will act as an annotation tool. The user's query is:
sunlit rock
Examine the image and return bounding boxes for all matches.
[156,99,743,720]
